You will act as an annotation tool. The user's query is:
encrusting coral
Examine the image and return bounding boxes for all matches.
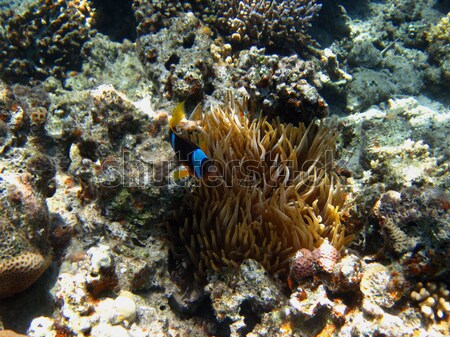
[0,157,54,297]
[169,95,354,283]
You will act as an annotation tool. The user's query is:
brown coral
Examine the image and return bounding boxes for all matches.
[0,216,51,298]
[0,249,51,298]
[169,95,354,283]
[0,0,95,82]
[215,0,322,51]
[0,173,52,298]
[234,48,328,123]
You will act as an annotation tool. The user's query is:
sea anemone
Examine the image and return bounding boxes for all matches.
[169,94,354,283]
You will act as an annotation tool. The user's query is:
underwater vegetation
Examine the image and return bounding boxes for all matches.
[169,95,355,283]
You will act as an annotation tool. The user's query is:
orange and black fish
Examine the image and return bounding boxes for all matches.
[169,102,214,180]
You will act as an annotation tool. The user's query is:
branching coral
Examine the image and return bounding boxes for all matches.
[234,47,328,123]
[0,0,95,82]
[215,0,322,51]
[424,12,450,88]
[133,0,321,52]
[132,0,211,36]
[411,281,450,323]
[169,95,354,283]
[425,12,450,65]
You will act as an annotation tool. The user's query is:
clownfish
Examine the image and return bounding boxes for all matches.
[169,102,214,180]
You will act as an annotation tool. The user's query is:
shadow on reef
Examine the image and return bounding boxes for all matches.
[311,0,372,45]
[93,0,137,42]
[0,264,58,334]
[434,0,450,13]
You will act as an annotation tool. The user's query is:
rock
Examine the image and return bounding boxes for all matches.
[289,284,334,319]
[348,41,382,68]
[91,323,130,337]
[27,317,56,337]
[360,263,406,314]
[86,244,118,297]
[205,259,284,336]
[114,291,137,324]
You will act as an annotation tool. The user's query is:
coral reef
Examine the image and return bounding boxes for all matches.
[0,79,59,331]
[132,0,322,53]
[424,12,450,91]
[1,0,449,336]
[290,239,341,282]
[40,83,182,236]
[0,173,52,298]
[346,69,396,113]
[169,95,355,283]
[411,281,450,323]
[133,4,335,119]
[372,187,449,279]
[285,255,448,337]
[0,0,95,82]
[205,259,285,336]
[320,253,363,293]
[40,244,139,336]
[64,34,154,99]
[232,47,329,123]
[22,240,211,337]
[132,0,211,36]
[338,96,449,190]
[425,12,450,64]
[360,263,406,316]
[289,284,335,331]
[326,0,446,112]
[214,0,322,52]
[137,12,215,103]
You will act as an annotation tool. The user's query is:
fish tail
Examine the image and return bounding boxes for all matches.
[169,102,185,129]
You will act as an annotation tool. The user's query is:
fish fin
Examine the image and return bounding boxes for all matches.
[169,102,186,129]
[173,166,190,180]
[190,103,203,121]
